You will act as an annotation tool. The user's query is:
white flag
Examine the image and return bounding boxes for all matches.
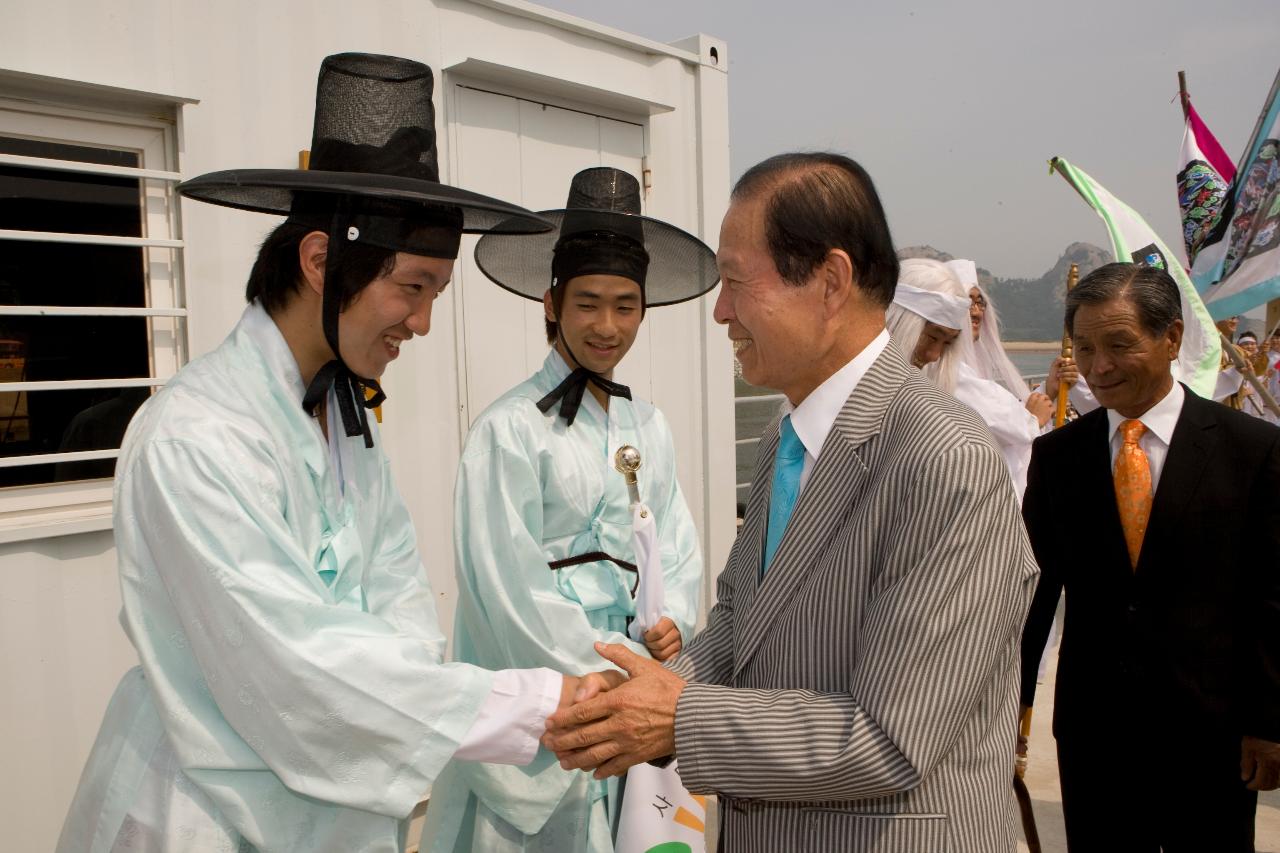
[626,503,665,642]
[615,487,706,853]
[1051,156,1221,398]
[614,762,709,853]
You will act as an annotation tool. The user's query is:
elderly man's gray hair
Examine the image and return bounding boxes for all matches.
[1065,262,1182,337]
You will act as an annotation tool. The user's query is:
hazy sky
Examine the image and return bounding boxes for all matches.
[534,0,1278,279]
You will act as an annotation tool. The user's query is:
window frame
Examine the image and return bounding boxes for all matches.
[0,97,186,543]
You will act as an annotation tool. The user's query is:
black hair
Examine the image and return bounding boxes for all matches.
[731,152,898,306]
[1065,262,1182,338]
[544,283,567,344]
[543,275,646,344]
[245,220,398,315]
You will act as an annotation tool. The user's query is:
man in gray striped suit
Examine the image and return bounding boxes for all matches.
[545,152,1039,852]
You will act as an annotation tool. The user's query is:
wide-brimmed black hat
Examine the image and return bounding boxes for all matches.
[474,167,719,307]
[178,52,552,257]
[177,53,553,451]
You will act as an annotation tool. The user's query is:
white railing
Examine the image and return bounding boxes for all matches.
[733,370,1055,493]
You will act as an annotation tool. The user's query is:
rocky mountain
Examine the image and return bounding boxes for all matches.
[896,242,1111,340]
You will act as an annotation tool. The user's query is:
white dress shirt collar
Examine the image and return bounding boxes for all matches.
[783,330,890,471]
[1106,380,1185,447]
[1104,380,1186,493]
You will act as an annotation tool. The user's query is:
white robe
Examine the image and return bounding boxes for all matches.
[423,349,703,853]
[57,303,554,853]
[954,362,1041,500]
[1034,374,1100,416]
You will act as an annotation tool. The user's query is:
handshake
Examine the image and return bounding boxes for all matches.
[544,618,687,780]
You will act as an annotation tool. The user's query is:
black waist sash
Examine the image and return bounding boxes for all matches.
[547,551,638,597]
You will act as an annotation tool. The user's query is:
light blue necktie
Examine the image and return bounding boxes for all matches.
[762,414,806,576]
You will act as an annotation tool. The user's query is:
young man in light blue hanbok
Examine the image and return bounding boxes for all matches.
[54,54,611,853]
[423,168,718,852]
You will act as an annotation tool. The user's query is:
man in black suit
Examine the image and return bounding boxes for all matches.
[1019,262,1280,852]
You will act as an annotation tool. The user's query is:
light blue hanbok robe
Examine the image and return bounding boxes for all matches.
[422,350,703,853]
[57,303,497,853]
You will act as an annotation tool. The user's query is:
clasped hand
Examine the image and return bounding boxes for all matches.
[545,642,686,779]
[1045,355,1080,401]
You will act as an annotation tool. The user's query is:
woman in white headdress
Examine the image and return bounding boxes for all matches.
[888,258,1050,498]
[945,259,1032,399]
[946,258,1097,417]
[885,259,975,394]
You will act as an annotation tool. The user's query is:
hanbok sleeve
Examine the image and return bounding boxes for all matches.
[363,451,561,766]
[1034,376,1100,416]
[123,436,497,820]
[1069,376,1100,414]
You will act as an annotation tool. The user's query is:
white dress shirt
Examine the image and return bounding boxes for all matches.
[1105,381,1186,495]
[454,667,561,763]
[783,330,890,492]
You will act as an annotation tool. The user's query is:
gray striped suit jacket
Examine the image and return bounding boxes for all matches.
[669,342,1039,852]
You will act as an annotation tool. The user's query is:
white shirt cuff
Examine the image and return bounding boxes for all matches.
[452,667,561,765]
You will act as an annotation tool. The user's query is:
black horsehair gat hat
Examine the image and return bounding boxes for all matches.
[176,53,553,448]
[474,166,719,307]
[178,52,552,253]
[476,167,719,427]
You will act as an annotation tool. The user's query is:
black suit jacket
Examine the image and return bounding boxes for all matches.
[1020,386,1280,746]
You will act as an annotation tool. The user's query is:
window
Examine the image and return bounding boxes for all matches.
[0,98,185,539]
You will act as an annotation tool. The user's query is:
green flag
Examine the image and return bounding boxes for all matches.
[1051,156,1221,398]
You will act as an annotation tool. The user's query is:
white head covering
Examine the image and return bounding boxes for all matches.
[887,258,976,394]
[892,282,971,330]
[945,258,979,288]
[970,284,1031,401]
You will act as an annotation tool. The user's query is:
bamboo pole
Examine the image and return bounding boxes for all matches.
[1054,263,1079,428]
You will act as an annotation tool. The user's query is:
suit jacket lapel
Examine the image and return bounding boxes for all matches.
[732,344,909,677]
[1137,388,1215,573]
[729,423,777,626]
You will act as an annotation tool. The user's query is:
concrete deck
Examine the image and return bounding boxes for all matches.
[1017,644,1280,852]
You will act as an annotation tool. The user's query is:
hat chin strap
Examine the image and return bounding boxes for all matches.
[536,305,631,426]
[300,208,387,449]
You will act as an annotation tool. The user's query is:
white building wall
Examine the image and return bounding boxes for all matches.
[0,1,730,849]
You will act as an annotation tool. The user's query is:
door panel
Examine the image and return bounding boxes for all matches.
[452,86,645,424]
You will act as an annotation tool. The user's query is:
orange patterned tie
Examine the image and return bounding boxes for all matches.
[1114,419,1152,570]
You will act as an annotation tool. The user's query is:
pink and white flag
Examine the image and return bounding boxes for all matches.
[1177,100,1237,268]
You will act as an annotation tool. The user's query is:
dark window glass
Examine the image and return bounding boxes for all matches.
[0,136,152,486]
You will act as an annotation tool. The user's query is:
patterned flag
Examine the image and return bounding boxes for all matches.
[1050,156,1221,398]
[1192,69,1280,319]
[1177,100,1236,267]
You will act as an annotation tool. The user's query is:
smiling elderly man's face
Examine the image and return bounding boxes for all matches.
[1073,296,1182,419]
[713,196,831,401]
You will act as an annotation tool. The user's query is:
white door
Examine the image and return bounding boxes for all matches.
[450,85,648,425]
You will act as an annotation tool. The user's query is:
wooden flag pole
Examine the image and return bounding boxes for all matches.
[1054,263,1079,428]
[1178,70,1190,120]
